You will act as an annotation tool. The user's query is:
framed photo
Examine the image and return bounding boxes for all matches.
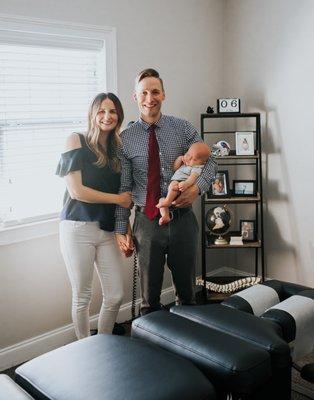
[206,170,230,199]
[235,131,254,155]
[233,180,256,196]
[240,220,256,242]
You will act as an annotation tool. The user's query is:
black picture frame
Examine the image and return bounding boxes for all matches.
[232,180,256,197]
[206,170,230,199]
[240,219,256,242]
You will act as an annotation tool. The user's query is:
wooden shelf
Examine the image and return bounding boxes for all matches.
[205,193,260,203]
[205,231,261,248]
[214,150,259,160]
[206,240,261,249]
[201,112,260,118]
[215,155,259,160]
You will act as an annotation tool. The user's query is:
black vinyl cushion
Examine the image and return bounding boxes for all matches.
[261,309,296,343]
[222,294,254,314]
[132,310,271,395]
[260,291,314,362]
[171,304,290,368]
[261,290,314,343]
[15,335,215,400]
[221,281,312,314]
[301,363,314,383]
[261,280,310,300]
[298,289,314,300]
[280,281,311,299]
[221,281,283,316]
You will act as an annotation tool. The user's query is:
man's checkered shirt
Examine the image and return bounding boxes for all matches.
[115,114,217,233]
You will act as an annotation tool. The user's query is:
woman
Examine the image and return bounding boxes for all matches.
[56,93,132,339]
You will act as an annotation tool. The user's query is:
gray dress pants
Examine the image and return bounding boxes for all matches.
[133,208,198,315]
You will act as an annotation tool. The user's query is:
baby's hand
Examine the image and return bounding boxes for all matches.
[178,181,189,192]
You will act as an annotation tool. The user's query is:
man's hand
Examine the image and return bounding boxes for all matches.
[172,184,199,208]
[178,181,190,192]
[115,233,134,257]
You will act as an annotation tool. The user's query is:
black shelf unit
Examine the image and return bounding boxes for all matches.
[201,112,265,300]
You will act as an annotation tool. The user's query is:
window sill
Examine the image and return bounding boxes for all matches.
[0,218,59,246]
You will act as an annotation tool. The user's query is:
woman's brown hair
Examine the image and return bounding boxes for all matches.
[86,93,124,172]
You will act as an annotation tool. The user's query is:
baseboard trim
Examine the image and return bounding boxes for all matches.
[0,286,175,372]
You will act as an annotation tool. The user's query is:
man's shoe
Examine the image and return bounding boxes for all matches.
[112,323,126,336]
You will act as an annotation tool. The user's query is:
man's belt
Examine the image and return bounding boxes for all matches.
[135,205,192,219]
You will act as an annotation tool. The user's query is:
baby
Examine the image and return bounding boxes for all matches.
[212,178,224,194]
[156,142,211,225]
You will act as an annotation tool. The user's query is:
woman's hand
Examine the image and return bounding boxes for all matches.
[115,233,134,257]
[117,192,133,208]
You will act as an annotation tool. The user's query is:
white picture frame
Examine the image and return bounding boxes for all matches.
[235,131,255,155]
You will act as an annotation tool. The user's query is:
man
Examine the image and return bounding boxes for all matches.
[115,68,216,315]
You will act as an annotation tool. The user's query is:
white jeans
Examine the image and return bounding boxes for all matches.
[59,221,124,339]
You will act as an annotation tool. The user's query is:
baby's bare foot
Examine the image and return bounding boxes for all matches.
[157,197,171,208]
[159,215,171,226]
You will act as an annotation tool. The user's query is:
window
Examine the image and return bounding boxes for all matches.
[0,15,117,228]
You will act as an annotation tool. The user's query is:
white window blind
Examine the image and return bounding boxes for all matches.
[0,29,108,226]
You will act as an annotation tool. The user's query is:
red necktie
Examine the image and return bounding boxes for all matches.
[144,125,161,220]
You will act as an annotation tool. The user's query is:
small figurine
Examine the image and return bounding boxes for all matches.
[206,106,214,114]
[212,140,231,157]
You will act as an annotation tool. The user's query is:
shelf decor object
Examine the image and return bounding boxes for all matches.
[240,220,256,242]
[212,140,231,156]
[235,131,254,155]
[217,98,241,113]
[233,180,257,196]
[206,170,230,198]
[196,276,261,294]
[205,205,232,245]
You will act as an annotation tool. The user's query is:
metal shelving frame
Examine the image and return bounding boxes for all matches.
[201,113,265,300]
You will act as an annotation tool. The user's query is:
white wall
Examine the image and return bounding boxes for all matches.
[0,0,224,366]
[224,0,314,286]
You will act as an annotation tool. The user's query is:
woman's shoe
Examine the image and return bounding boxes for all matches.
[90,323,126,336]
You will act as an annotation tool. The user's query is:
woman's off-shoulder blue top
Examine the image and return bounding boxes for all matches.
[56,134,121,232]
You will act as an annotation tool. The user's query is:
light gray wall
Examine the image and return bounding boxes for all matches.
[0,0,224,351]
[224,0,314,285]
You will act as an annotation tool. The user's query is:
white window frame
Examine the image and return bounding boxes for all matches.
[0,13,117,245]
